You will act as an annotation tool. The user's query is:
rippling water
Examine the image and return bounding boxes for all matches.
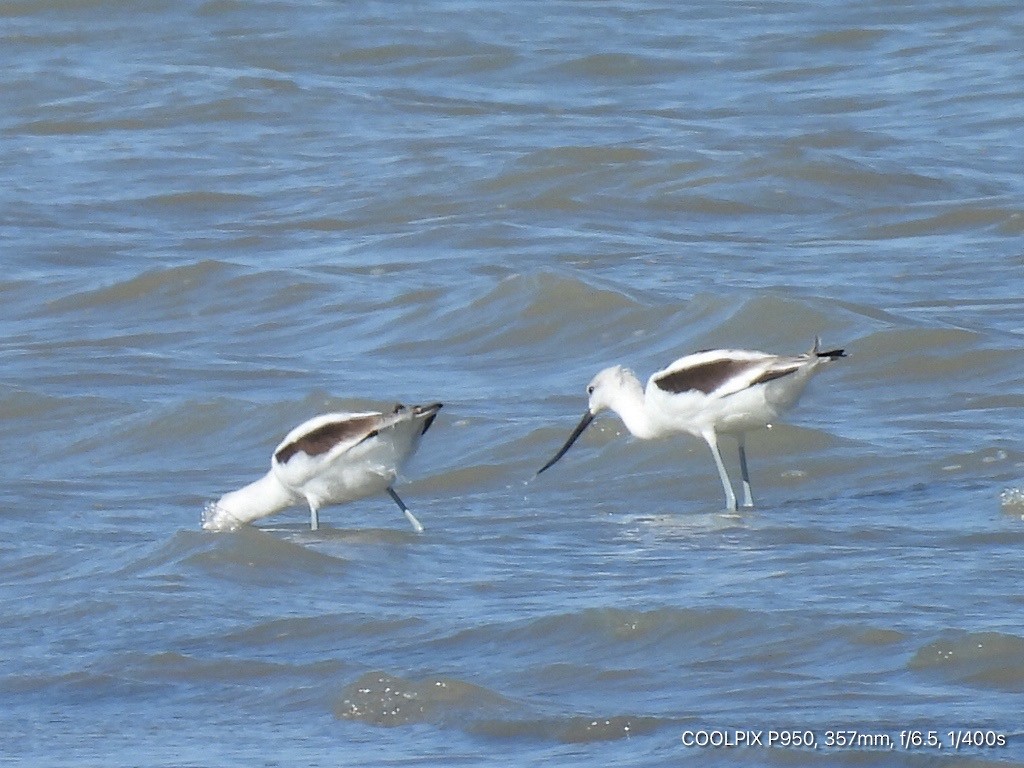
[3,1,1023,765]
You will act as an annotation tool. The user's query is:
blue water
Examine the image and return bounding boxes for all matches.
[2,1,1023,765]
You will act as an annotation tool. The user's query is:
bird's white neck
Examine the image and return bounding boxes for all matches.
[205,471,296,530]
[608,372,662,440]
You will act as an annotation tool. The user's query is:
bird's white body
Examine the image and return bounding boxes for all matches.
[204,403,442,532]
[643,348,828,438]
[538,341,844,511]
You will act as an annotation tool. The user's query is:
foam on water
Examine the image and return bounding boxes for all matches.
[999,487,1024,518]
[909,632,1024,692]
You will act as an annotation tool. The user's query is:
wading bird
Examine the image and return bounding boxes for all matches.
[537,340,844,511]
[204,403,442,532]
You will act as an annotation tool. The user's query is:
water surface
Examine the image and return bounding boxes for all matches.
[2,1,1023,765]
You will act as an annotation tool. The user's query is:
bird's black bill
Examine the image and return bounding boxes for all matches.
[536,410,595,475]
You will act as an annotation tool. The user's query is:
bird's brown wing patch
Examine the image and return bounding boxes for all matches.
[654,358,757,395]
[274,415,381,464]
[655,358,804,396]
[750,364,800,386]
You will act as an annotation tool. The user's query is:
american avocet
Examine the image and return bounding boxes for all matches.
[203,403,442,532]
[537,340,845,511]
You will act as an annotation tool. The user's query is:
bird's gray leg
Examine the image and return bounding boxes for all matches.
[387,487,424,533]
[737,435,754,508]
[307,499,320,531]
[703,431,737,512]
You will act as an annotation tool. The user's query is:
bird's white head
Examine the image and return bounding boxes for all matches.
[536,365,644,476]
[585,365,638,416]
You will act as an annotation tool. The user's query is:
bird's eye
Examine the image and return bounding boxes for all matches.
[586,385,594,395]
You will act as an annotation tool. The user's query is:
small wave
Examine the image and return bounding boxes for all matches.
[137,191,261,210]
[31,117,153,136]
[334,670,513,728]
[909,632,1024,691]
[120,650,309,685]
[334,669,674,743]
[46,259,232,313]
[331,38,517,79]
[470,713,670,744]
[554,51,683,83]
[114,529,211,578]
[0,669,162,700]
[380,270,650,365]
[0,387,120,425]
[223,614,423,650]
[187,526,349,585]
[117,527,353,586]
[425,606,752,664]
[863,204,1024,240]
[851,627,907,646]
[1000,487,1024,518]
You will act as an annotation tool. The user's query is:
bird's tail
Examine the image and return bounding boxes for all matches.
[810,336,847,359]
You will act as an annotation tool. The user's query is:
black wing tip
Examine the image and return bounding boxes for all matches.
[816,347,847,359]
[810,336,847,360]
